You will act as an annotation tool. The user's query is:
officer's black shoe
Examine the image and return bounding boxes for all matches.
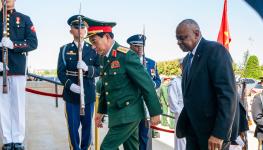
[13,143,24,150]
[2,143,13,150]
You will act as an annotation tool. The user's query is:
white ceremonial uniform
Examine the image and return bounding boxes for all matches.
[168,76,186,150]
[0,76,26,144]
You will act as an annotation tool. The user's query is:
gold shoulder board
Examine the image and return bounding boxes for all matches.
[116,46,129,54]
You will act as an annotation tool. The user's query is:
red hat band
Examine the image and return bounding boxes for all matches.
[88,26,112,33]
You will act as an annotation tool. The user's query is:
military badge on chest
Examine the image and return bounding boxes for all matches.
[110,50,120,69]
[111,60,120,69]
[112,50,117,57]
[151,69,155,76]
[16,17,20,27]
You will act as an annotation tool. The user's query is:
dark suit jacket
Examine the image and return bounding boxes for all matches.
[252,93,263,139]
[230,95,249,142]
[176,38,237,142]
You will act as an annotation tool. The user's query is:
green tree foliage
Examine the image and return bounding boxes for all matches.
[33,69,57,77]
[157,59,181,76]
[233,63,242,75]
[243,55,261,79]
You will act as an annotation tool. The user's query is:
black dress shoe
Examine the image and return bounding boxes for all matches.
[2,143,13,150]
[13,143,24,150]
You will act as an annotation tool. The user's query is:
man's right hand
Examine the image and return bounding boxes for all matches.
[208,136,223,150]
[1,37,14,49]
[95,113,103,128]
[150,115,161,126]
[69,83,81,94]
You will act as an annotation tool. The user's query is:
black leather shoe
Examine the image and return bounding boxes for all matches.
[2,143,13,150]
[13,143,24,150]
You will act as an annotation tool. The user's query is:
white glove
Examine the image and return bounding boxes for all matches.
[1,37,14,49]
[70,83,81,94]
[0,42,2,47]
[0,62,9,72]
[235,136,245,147]
[77,60,88,72]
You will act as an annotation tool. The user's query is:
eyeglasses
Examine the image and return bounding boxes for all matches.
[176,35,188,42]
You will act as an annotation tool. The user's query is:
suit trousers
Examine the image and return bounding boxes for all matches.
[101,121,140,150]
[0,76,26,144]
[174,113,186,150]
[65,101,94,150]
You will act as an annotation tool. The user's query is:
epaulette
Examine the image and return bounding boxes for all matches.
[116,46,129,54]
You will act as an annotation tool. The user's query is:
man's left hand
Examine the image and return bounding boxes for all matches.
[208,136,223,150]
[1,37,14,49]
[150,115,161,126]
[77,60,88,72]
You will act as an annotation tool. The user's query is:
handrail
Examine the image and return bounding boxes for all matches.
[162,113,175,119]
[27,72,62,85]
[27,72,62,108]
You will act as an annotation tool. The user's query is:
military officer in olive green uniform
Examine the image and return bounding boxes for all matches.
[85,17,162,150]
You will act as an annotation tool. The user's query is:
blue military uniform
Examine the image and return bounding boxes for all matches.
[145,57,161,88]
[127,34,161,150]
[57,15,100,150]
[0,9,38,75]
[0,9,37,150]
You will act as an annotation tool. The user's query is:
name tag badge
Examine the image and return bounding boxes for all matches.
[66,50,76,55]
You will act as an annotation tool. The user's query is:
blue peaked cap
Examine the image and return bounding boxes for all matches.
[127,34,146,46]
[67,15,87,27]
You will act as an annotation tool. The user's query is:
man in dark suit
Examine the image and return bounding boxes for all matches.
[175,19,237,150]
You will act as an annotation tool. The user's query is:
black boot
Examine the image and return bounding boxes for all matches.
[2,143,13,150]
[13,143,24,150]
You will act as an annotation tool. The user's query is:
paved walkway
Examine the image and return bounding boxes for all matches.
[0,81,260,149]
[0,81,173,150]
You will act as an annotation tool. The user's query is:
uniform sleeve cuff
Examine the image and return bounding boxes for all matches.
[65,79,73,90]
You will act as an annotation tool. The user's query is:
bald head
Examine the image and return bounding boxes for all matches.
[176,19,202,52]
[177,19,201,35]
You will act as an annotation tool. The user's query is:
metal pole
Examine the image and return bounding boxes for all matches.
[95,95,99,150]
[55,84,58,108]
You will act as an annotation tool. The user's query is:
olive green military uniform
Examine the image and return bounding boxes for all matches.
[159,84,169,127]
[98,42,162,150]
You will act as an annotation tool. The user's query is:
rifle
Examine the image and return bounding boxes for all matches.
[77,15,85,116]
[142,25,146,67]
[2,0,8,93]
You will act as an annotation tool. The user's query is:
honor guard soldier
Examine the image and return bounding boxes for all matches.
[0,0,38,149]
[86,17,162,150]
[127,34,161,150]
[57,15,100,150]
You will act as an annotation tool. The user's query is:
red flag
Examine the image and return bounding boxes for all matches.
[217,0,231,50]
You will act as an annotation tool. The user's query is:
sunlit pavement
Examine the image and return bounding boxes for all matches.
[0,82,259,149]
[0,82,173,150]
